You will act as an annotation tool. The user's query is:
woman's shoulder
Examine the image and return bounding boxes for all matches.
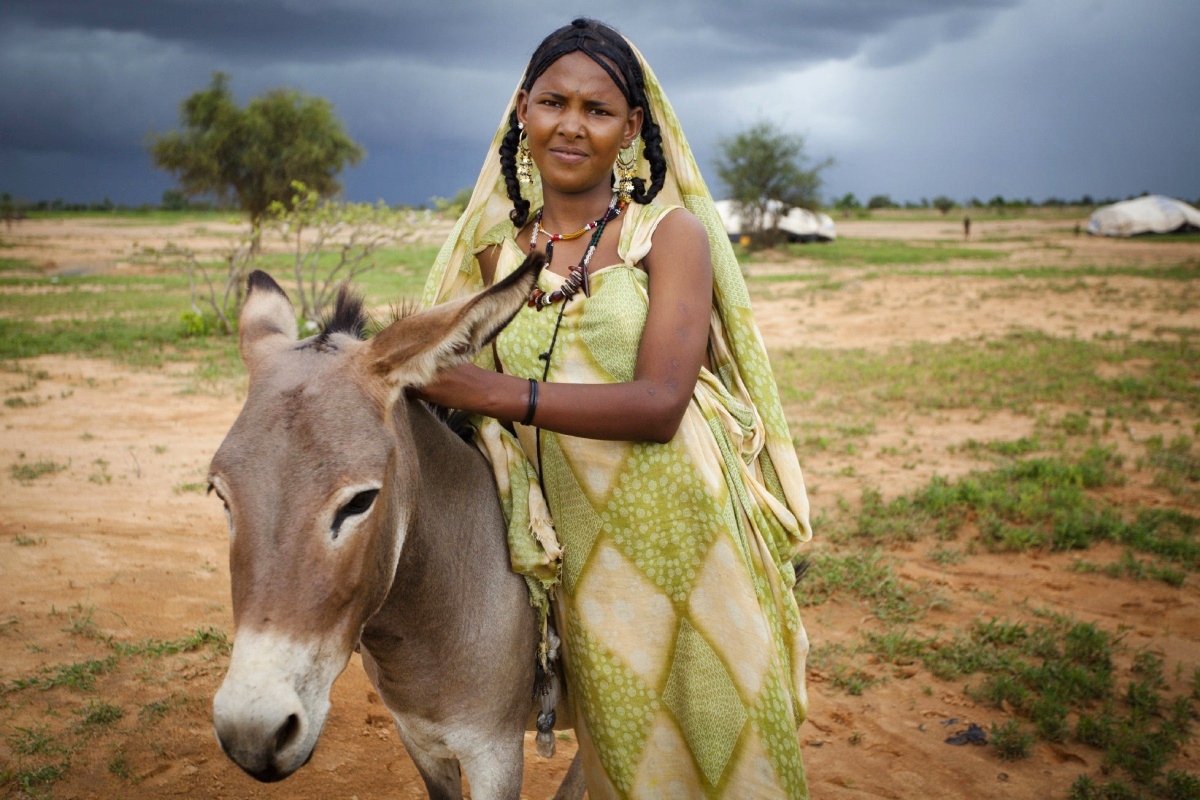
[623,202,707,266]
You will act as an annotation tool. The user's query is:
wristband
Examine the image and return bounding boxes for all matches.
[521,378,539,426]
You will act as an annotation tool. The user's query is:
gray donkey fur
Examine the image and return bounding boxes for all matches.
[208,254,583,799]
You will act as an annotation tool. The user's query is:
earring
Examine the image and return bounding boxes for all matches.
[615,139,638,204]
[516,124,534,185]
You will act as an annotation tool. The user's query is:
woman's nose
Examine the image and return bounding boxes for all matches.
[558,108,586,138]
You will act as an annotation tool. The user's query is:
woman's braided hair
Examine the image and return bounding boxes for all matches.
[500,18,667,228]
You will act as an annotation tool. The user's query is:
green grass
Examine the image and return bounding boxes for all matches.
[1,618,230,796]
[10,459,69,483]
[795,548,928,623]
[837,447,1200,565]
[75,700,123,732]
[0,257,38,273]
[0,242,440,370]
[860,616,1196,789]
[780,238,1006,266]
[773,331,1200,419]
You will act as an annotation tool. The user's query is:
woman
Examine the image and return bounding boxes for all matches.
[420,19,812,798]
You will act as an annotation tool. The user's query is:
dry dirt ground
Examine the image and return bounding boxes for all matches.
[1,215,1198,799]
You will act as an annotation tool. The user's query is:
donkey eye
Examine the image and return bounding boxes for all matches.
[331,489,379,539]
[207,482,229,510]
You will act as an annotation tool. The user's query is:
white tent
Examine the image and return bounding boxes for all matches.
[1087,195,1200,237]
[715,199,837,243]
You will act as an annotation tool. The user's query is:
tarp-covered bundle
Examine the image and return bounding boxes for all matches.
[1087,195,1200,237]
[716,199,837,242]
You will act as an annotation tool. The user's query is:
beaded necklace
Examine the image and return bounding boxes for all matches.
[527,194,624,311]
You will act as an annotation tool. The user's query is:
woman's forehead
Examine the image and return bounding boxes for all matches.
[529,51,629,103]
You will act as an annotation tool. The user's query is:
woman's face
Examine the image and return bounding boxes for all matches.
[517,51,643,198]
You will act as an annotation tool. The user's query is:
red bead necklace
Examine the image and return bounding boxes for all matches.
[527,194,625,310]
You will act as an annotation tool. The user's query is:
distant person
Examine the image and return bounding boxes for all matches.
[963,215,971,240]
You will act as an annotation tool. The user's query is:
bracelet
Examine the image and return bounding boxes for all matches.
[521,378,539,426]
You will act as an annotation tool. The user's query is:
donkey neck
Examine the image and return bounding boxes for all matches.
[363,399,511,640]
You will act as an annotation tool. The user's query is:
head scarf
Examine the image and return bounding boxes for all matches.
[421,31,811,596]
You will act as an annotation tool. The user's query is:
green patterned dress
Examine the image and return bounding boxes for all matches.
[487,202,810,799]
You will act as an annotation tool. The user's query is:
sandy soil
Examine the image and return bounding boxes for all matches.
[1,215,1198,799]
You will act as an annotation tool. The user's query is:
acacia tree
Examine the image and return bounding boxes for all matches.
[715,121,832,245]
[148,72,364,245]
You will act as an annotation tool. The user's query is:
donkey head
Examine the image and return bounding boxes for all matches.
[209,255,542,782]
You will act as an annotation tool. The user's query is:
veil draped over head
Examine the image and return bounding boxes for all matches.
[420,36,811,633]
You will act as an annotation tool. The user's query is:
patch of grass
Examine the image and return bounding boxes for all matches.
[830,664,880,696]
[794,548,924,623]
[1071,551,1187,587]
[10,459,69,483]
[23,656,118,692]
[0,257,39,273]
[12,533,44,546]
[953,436,1044,458]
[989,719,1034,760]
[782,238,1006,266]
[771,331,1200,420]
[927,544,966,566]
[88,458,112,485]
[75,699,123,732]
[6,725,67,757]
[844,447,1200,567]
[138,692,191,723]
[111,626,230,658]
[0,760,71,797]
[107,751,132,779]
[1142,435,1200,499]
[860,614,1196,791]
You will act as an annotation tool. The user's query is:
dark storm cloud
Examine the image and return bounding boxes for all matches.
[2,0,1196,207]
[1,0,1017,75]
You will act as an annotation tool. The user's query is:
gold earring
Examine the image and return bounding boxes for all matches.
[615,140,638,203]
[516,125,534,185]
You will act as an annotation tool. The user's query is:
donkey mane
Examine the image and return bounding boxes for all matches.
[316,285,474,442]
[314,285,369,347]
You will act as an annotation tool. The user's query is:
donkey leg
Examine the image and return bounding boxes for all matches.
[405,746,463,800]
[552,752,585,800]
[457,739,523,800]
[392,723,463,800]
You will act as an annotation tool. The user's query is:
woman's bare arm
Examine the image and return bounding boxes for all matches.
[416,209,712,443]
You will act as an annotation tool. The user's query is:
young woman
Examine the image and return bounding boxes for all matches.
[419,19,812,798]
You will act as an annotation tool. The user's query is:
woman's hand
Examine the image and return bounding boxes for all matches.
[413,363,498,414]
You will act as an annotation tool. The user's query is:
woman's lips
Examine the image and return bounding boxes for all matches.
[549,147,587,164]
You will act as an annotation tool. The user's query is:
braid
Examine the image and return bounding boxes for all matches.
[502,18,667,219]
[631,117,665,205]
[498,109,531,227]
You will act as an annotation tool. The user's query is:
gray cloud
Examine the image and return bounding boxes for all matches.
[1,0,1196,207]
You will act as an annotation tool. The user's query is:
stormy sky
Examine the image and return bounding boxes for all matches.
[2,0,1197,208]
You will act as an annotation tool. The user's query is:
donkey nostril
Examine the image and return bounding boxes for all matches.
[274,713,301,754]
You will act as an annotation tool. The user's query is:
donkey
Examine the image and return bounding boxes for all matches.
[208,254,582,799]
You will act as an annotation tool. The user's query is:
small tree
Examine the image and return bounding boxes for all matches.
[834,192,862,217]
[932,196,958,216]
[148,72,365,247]
[268,182,413,324]
[715,121,832,245]
[867,194,895,210]
[135,184,415,334]
[135,237,254,336]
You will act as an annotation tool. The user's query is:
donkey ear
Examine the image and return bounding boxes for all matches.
[368,252,544,389]
[239,271,298,373]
